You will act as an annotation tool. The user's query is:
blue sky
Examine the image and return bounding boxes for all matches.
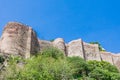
[0,0,120,53]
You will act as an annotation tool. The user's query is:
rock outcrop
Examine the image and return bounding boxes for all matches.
[0,22,40,58]
[0,22,120,70]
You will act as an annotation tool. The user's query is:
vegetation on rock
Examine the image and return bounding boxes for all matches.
[0,47,120,80]
[89,42,106,51]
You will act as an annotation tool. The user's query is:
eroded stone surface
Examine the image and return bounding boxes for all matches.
[83,42,101,61]
[52,38,66,54]
[39,40,52,50]
[0,22,40,58]
[67,39,84,58]
[112,54,120,70]
[100,52,113,64]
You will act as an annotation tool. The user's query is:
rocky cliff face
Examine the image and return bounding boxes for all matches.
[0,22,120,69]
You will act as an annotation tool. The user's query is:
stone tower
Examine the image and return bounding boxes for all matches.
[0,22,40,58]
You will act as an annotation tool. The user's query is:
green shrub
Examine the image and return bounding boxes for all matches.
[87,60,119,73]
[110,72,120,80]
[40,47,64,59]
[6,56,73,80]
[2,49,120,80]
[67,57,88,79]
[87,60,120,80]
[3,48,72,80]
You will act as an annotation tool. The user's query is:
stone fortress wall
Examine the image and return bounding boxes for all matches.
[0,22,120,69]
[52,38,120,70]
[0,22,39,58]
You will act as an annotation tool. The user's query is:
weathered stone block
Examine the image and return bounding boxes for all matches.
[52,38,66,54]
[0,22,40,58]
[83,42,101,61]
[100,52,113,64]
[39,40,52,50]
[67,39,84,58]
[112,54,120,70]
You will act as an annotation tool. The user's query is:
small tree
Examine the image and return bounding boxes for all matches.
[87,60,120,80]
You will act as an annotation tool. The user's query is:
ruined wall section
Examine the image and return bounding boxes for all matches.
[52,38,66,55]
[0,22,40,58]
[0,22,28,56]
[30,29,40,55]
[100,52,114,65]
[67,39,85,58]
[83,42,101,61]
[112,54,120,70]
[38,40,53,51]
